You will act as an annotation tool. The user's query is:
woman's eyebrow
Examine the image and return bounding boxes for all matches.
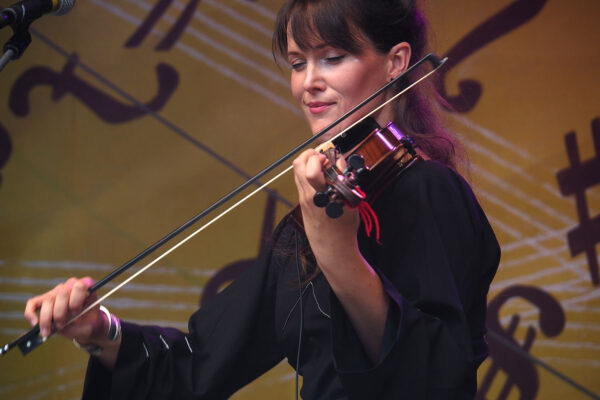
[287,43,331,56]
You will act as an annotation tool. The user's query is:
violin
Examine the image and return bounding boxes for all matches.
[0,53,446,357]
[313,116,420,219]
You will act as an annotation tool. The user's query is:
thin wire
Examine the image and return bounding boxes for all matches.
[294,230,303,400]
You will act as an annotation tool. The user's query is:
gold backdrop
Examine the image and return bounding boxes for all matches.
[0,0,599,398]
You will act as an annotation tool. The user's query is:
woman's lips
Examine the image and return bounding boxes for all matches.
[307,102,334,115]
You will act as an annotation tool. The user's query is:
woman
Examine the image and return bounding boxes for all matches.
[24,0,500,398]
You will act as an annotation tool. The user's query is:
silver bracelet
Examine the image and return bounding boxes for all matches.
[108,312,121,342]
[72,305,121,356]
[99,305,112,338]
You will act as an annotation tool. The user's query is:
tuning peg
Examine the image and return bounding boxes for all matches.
[325,201,344,218]
[347,154,365,170]
[313,188,331,208]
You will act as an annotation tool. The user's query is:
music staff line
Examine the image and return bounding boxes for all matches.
[502,228,571,253]
[454,117,599,291]
[0,275,204,296]
[0,363,83,396]
[539,357,600,369]
[233,0,277,20]
[89,0,301,115]
[25,259,213,277]
[128,0,289,86]
[3,254,595,322]
[152,0,274,56]
[486,215,524,240]
[477,188,590,287]
[6,258,217,278]
[473,167,574,227]
[536,339,600,352]
[455,118,599,255]
[544,275,596,294]
[490,260,588,293]
[459,135,578,244]
[502,244,570,269]
[0,367,86,400]
[203,0,274,37]
[477,203,589,287]
[453,113,600,205]
[497,286,600,326]
[18,379,82,400]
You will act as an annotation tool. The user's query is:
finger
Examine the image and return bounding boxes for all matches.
[335,156,348,171]
[53,284,70,329]
[54,277,79,328]
[293,150,315,198]
[293,151,326,186]
[292,149,314,176]
[24,296,43,326]
[294,149,322,169]
[39,296,55,338]
[305,153,327,191]
[69,277,94,315]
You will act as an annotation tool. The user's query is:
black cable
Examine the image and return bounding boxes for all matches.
[294,230,304,400]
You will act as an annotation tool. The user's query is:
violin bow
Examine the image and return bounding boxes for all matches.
[1,53,446,357]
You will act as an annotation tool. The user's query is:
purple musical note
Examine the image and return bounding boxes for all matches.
[9,54,179,124]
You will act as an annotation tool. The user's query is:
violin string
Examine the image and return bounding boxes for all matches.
[53,57,448,336]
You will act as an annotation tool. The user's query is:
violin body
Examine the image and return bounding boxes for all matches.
[314,118,421,218]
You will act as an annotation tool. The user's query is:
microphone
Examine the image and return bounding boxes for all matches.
[1,0,76,29]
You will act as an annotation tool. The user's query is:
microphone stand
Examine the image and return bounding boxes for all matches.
[0,15,33,72]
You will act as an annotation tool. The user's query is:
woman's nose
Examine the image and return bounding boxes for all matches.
[303,63,326,93]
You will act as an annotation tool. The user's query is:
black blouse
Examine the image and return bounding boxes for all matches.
[82,160,500,399]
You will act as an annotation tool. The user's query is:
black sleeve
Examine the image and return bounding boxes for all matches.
[330,161,500,399]
[82,228,286,400]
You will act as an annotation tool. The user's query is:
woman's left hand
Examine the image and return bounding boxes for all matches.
[292,149,361,270]
[293,149,389,363]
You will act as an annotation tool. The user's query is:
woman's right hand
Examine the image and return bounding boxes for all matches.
[24,277,106,343]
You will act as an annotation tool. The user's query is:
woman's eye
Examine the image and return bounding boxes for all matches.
[290,61,305,70]
[324,55,345,63]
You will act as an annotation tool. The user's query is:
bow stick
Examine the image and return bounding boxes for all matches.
[1,53,446,357]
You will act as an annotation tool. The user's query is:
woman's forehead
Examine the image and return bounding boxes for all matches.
[285,7,366,53]
[286,23,368,55]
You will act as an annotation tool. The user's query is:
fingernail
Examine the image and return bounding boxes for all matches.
[41,328,49,337]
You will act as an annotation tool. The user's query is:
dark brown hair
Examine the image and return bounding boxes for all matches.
[273,0,466,172]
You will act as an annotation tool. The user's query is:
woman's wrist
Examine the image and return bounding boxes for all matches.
[73,305,121,355]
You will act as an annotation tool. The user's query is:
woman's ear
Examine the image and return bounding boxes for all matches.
[386,42,411,80]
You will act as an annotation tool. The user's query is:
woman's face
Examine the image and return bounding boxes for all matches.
[287,34,394,141]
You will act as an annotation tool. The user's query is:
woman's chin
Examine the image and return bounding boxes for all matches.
[311,125,342,143]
